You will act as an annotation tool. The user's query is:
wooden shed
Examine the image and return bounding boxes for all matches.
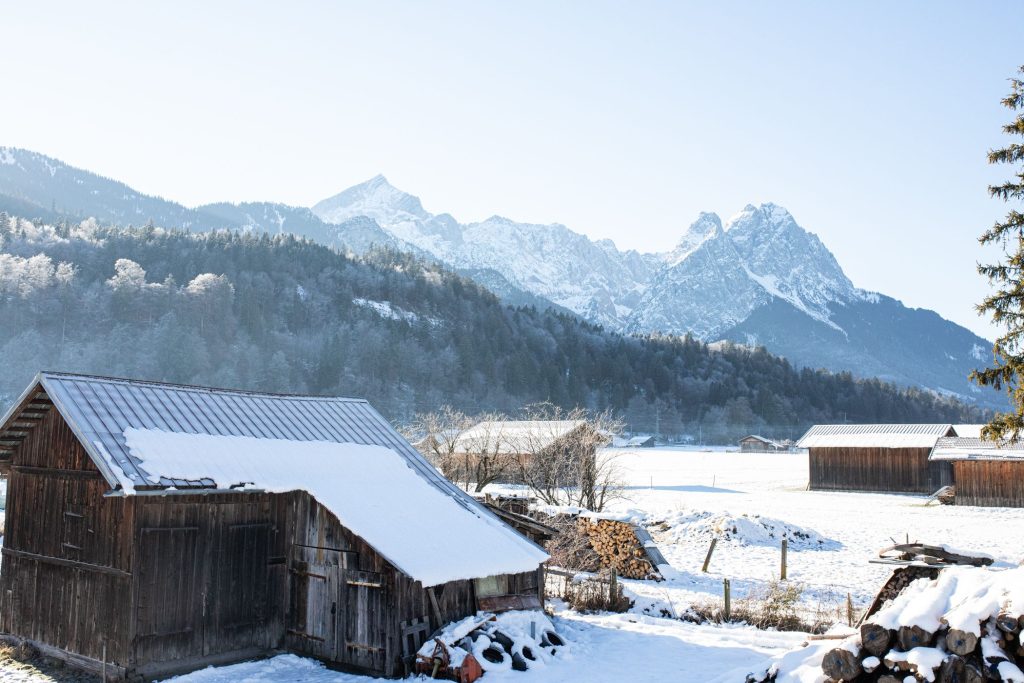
[0,373,547,680]
[738,435,784,453]
[930,437,1024,507]
[797,424,956,494]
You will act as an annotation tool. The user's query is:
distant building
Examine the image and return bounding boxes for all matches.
[930,436,1024,507]
[739,434,785,453]
[625,435,656,448]
[453,419,602,482]
[797,423,956,493]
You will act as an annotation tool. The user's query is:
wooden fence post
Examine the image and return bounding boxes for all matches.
[723,578,731,622]
[702,537,718,573]
[846,593,854,627]
[781,538,788,580]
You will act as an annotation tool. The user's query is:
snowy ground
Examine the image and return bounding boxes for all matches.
[594,448,1024,621]
[2,447,1022,682]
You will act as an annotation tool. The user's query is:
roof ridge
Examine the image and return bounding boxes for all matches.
[39,371,368,403]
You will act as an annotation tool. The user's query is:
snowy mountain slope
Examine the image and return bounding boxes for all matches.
[313,178,997,406]
[314,177,652,328]
[0,147,999,405]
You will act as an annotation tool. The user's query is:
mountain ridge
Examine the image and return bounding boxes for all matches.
[0,146,999,407]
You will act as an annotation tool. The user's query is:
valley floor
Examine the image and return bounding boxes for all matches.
[1,448,1021,682]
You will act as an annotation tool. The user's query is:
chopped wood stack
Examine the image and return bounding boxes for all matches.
[819,572,1024,682]
[578,518,657,580]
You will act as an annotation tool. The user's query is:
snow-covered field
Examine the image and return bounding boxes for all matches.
[3,447,1022,682]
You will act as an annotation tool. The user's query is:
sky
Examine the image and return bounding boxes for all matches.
[0,1,1021,339]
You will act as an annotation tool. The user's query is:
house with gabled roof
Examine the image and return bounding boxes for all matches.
[0,372,547,680]
[796,423,957,494]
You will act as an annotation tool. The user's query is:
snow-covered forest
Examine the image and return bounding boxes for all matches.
[0,214,982,438]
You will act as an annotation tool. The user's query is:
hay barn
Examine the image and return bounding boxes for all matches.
[0,373,547,680]
[797,424,956,494]
[930,436,1024,507]
[453,420,601,483]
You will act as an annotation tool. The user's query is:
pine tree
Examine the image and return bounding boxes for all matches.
[972,66,1024,440]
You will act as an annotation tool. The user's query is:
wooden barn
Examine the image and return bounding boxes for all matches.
[0,373,547,680]
[738,434,785,453]
[930,436,1024,507]
[797,424,956,494]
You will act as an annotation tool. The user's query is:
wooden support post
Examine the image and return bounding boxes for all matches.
[723,578,731,622]
[702,537,718,573]
[846,593,854,627]
[781,538,788,580]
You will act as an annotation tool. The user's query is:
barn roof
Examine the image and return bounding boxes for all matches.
[740,434,781,446]
[930,436,1024,462]
[952,424,986,439]
[796,424,955,449]
[0,372,548,585]
[454,420,587,454]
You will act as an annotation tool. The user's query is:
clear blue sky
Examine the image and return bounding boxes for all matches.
[1,1,1021,339]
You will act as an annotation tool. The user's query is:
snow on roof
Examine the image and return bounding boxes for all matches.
[741,434,782,446]
[120,429,547,586]
[796,424,954,449]
[930,436,1024,462]
[454,420,586,454]
[952,424,986,438]
[0,373,548,585]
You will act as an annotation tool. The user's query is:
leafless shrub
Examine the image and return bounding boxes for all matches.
[405,407,516,492]
[563,570,632,613]
[543,515,600,572]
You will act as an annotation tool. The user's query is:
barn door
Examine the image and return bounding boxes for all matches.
[205,523,273,654]
[340,569,388,672]
[135,527,204,663]
[288,546,347,661]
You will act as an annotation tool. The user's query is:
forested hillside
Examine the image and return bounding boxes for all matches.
[0,214,985,440]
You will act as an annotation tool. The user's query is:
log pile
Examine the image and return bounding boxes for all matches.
[819,569,1024,682]
[578,517,657,580]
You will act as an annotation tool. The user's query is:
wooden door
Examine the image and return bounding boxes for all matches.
[205,522,274,654]
[288,546,348,661]
[340,569,388,672]
[135,527,204,664]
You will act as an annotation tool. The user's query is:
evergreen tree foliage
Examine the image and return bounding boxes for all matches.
[973,66,1024,440]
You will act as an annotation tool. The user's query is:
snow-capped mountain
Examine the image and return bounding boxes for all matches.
[312,177,997,405]
[314,177,653,328]
[0,147,999,405]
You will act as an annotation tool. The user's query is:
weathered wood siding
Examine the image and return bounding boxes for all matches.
[1,411,545,680]
[0,408,134,671]
[808,446,952,493]
[953,460,1024,507]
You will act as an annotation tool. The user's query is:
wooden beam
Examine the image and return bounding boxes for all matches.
[1,547,132,578]
[12,465,103,479]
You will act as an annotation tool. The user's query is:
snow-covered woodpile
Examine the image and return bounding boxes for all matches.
[775,566,1024,682]
[415,611,566,681]
[579,517,657,580]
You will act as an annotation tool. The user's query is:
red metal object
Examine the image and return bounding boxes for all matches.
[414,638,483,683]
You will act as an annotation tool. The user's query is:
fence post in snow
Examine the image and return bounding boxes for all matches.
[781,538,788,580]
[702,537,718,573]
[723,578,731,621]
[847,593,854,627]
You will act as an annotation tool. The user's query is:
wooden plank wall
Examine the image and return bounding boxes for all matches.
[954,461,1024,507]
[0,414,545,680]
[0,408,134,669]
[808,447,952,493]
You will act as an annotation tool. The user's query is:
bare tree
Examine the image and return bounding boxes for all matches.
[513,404,625,511]
[406,408,516,492]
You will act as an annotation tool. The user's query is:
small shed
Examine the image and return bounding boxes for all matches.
[739,434,784,453]
[797,424,956,494]
[0,373,547,680]
[625,435,656,448]
[930,437,1024,507]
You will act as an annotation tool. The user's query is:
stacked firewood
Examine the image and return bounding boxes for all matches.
[578,517,656,580]
[819,571,1024,682]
